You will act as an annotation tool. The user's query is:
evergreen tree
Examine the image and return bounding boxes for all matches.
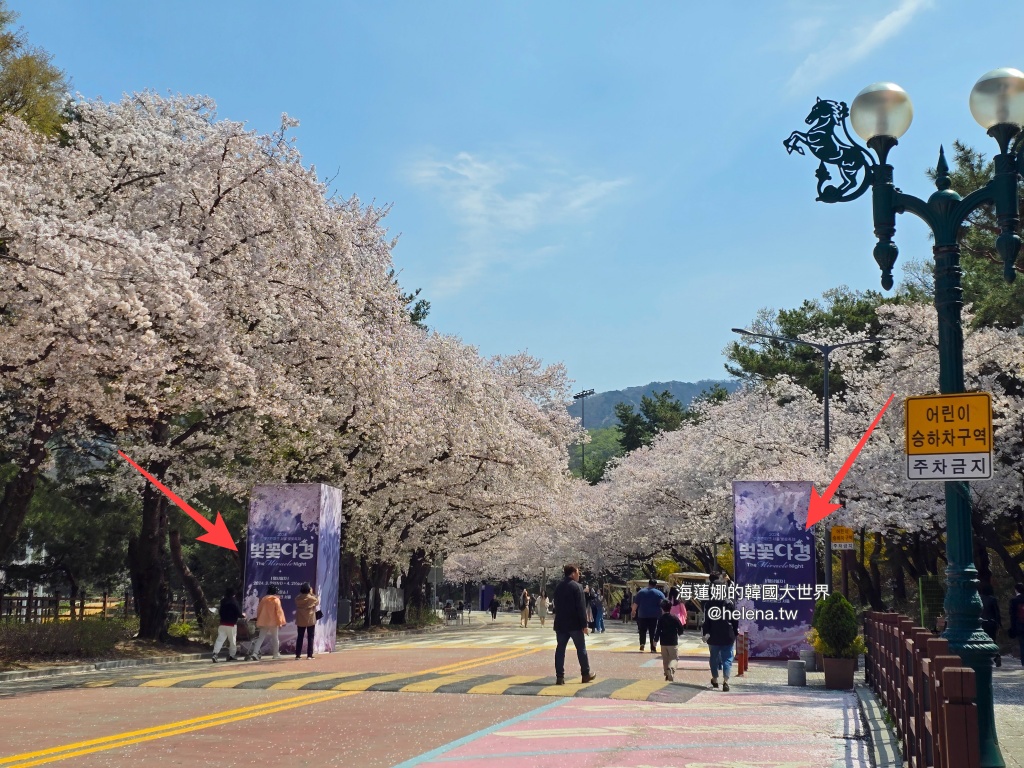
[0,2,68,136]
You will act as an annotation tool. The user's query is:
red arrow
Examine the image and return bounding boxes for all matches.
[117,450,237,551]
[806,392,896,529]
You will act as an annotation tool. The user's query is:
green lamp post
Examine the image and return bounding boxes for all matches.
[786,68,1024,768]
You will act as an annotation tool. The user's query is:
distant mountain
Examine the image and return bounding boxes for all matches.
[567,379,741,429]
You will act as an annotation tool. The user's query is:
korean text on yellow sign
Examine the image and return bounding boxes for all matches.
[831,526,854,550]
[904,392,992,481]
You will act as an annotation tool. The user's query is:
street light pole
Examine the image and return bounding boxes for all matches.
[785,70,1024,768]
[573,389,595,480]
[731,328,886,591]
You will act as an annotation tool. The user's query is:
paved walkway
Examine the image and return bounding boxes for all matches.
[0,615,873,767]
[396,688,868,767]
[993,662,1024,768]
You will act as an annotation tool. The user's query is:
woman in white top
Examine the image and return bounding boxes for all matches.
[535,591,549,626]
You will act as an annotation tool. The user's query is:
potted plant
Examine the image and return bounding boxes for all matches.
[811,597,826,671]
[808,592,865,690]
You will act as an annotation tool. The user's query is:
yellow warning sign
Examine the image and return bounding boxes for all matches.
[905,392,992,480]
[831,526,854,550]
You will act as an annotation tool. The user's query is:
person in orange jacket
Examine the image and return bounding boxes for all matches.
[255,585,286,660]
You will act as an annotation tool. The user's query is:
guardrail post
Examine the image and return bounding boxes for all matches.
[941,666,979,768]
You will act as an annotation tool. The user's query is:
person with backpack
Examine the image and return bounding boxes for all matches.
[657,599,686,681]
[1008,582,1024,667]
[702,576,739,691]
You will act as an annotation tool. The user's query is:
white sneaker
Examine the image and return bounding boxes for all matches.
[272,654,282,660]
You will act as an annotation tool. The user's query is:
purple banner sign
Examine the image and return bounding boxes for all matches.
[243,483,342,655]
[732,480,816,660]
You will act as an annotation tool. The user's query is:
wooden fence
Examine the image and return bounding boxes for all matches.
[1,592,120,622]
[864,611,979,768]
[1,592,197,624]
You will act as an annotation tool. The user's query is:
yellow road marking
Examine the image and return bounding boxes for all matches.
[201,670,310,689]
[0,691,348,767]
[608,679,670,700]
[0,641,543,766]
[466,675,543,695]
[537,679,597,696]
[399,674,479,693]
[139,665,279,687]
[267,672,363,690]
[331,672,417,691]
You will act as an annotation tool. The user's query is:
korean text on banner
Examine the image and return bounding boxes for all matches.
[243,484,342,655]
[733,481,817,660]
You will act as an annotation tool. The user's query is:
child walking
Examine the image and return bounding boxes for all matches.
[657,599,686,682]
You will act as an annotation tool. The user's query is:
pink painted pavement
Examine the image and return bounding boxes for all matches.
[402,688,870,768]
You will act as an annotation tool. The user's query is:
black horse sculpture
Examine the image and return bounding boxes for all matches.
[784,98,875,203]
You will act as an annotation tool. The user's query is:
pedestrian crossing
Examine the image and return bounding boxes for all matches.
[376,629,710,655]
[92,668,705,702]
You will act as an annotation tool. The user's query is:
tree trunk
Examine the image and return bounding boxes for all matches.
[359,557,394,627]
[889,539,907,601]
[851,558,887,611]
[394,548,432,624]
[169,529,210,629]
[981,523,1024,584]
[129,425,173,640]
[869,532,884,603]
[0,404,62,561]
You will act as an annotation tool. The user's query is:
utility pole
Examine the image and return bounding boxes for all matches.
[573,389,595,480]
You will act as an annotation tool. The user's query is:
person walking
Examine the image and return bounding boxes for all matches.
[590,589,605,633]
[632,579,666,653]
[294,582,319,660]
[703,577,739,691]
[553,564,596,685]
[980,584,1002,666]
[211,588,244,662]
[620,589,632,624]
[1009,583,1024,666]
[536,591,549,626]
[520,589,531,628]
[488,595,500,621]
[657,599,686,681]
[255,585,286,660]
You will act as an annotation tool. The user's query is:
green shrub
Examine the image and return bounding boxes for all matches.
[814,592,863,658]
[0,619,135,658]
[166,620,194,639]
[811,598,827,630]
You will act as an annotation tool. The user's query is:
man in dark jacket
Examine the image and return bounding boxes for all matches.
[553,564,596,685]
[1008,582,1024,667]
[702,577,739,691]
[212,588,245,662]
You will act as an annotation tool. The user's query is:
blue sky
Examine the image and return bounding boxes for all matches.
[13,1,1024,393]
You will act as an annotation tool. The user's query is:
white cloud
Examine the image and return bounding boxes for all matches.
[409,151,628,297]
[785,0,931,97]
